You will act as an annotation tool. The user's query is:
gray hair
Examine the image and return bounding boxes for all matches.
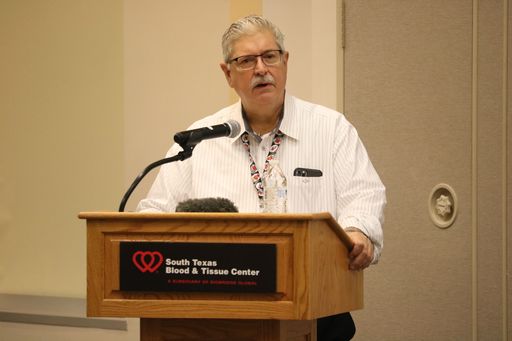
[221,15,285,62]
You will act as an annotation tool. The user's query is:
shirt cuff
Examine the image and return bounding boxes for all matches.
[340,216,382,264]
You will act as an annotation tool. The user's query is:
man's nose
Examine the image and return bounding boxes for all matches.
[253,56,268,74]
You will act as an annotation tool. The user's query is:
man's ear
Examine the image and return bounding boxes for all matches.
[282,51,289,66]
[220,63,234,88]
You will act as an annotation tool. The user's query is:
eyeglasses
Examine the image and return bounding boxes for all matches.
[228,50,283,71]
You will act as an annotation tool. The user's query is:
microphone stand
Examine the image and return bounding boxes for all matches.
[118,146,194,212]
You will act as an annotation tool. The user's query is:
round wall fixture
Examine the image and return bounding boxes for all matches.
[428,183,458,229]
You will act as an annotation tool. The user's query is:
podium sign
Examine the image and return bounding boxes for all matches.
[120,241,276,293]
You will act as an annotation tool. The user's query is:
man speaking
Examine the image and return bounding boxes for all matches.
[137,15,386,341]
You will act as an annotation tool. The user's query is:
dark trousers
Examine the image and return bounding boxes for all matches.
[317,312,356,341]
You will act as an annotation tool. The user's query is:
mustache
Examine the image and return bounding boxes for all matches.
[251,74,275,88]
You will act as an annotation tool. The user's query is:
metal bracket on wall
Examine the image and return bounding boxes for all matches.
[428,183,458,229]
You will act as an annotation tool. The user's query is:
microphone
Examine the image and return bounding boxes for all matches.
[175,197,239,213]
[174,120,241,147]
[118,120,240,212]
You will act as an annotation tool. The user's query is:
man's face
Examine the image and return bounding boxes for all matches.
[220,30,289,109]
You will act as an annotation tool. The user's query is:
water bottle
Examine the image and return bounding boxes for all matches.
[263,159,287,213]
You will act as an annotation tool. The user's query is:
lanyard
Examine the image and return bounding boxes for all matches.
[241,130,284,201]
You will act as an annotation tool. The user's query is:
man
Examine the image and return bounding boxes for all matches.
[138,15,385,340]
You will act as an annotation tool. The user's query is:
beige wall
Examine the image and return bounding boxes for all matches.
[123,0,231,210]
[263,0,339,108]
[476,1,511,338]
[342,1,511,340]
[0,0,124,297]
[0,0,337,304]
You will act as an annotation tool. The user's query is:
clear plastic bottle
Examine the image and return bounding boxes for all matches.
[263,159,287,213]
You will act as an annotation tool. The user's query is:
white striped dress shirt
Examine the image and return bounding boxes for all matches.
[137,95,386,262]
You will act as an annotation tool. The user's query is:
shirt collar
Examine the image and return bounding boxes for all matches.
[278,94,299,140]
[233,93,299,143]
[223,101,245,144]
[241,105,284,143]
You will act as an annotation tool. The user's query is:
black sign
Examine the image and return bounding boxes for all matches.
[120,242,276,293]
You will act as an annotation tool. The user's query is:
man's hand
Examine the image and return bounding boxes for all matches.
[346,229,374,271]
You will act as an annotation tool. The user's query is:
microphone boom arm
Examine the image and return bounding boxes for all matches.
[118,147,193,212]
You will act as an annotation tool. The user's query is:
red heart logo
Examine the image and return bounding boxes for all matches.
[132,251,163,273]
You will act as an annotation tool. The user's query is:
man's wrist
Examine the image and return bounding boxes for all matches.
[344,227,368,238]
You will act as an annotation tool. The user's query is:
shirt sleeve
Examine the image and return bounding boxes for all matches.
[333,115,386,263]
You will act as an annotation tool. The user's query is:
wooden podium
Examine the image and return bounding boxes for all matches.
[79,212,363,341]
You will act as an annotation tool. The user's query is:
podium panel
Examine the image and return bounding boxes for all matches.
[140,319,315,341]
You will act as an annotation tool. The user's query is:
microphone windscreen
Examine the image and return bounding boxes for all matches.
[226,119,241,138]
[175,197,239,213]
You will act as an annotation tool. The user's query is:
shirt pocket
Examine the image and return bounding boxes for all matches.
[287,176,325,213]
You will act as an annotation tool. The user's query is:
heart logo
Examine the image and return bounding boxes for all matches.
[132,251,164,273]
